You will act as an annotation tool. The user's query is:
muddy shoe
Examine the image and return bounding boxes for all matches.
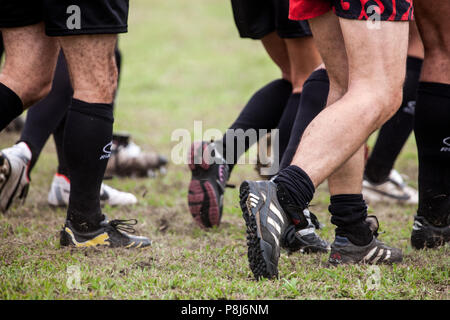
[60,217,151,249]
[329,216,402,265]
[105,133,167,178]
[240,180,292,280]
[411,215,450,249]
[0,142,31,213]
[187,141,231,228]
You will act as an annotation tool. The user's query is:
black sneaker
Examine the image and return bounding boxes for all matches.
[411,215,450,249]
[328,217,402,265]
[283,209,330,254]
[188,141,231,228]
[60,217,151,248]
[239,180,293,280]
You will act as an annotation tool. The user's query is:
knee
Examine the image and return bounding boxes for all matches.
[23,77,53,107]
[348,83,403,130]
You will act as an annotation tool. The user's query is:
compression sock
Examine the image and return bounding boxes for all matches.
[329,194,373,246]
[414,82,450,227]
[0,83,23,132]
[221,79,292,171]
[365,56,423,183]
[280,69,329,170]
[276,93,301,162]
[64,99,113,231]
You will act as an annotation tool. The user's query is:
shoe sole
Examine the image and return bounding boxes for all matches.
[239,181,277,280]
[187,142,220,228]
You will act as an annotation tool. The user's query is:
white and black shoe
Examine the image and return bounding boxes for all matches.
[363,169,418,205]
[0,142,31,213]
[48,173,137,207]
[240,180,291,280]
[284,209,330,254]
[329,216,402,265]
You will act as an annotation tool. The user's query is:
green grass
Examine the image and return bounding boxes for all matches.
[0,0,448,300]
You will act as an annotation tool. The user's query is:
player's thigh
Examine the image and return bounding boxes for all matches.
[308,11,348,99]
[414,0,450,83]
[261,32,291,82]
[284,36,322,92]
[340,18,409,120]
[59,34,118,103]
[0,23,59,107]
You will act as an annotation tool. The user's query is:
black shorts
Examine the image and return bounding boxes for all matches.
[0,0,129,36]
[231,0,312,40]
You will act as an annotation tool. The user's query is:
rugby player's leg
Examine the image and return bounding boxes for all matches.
[58,34,118,228]
[0,23,58,131]
[275,12,408,246]
[364,22,423,200]
[411,0,450,248]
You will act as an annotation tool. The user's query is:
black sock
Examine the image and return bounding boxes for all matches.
[54,116,69,177]
[276,93,301,162]
[365,56,423,183]
[414,82,450,227]
[64,99,114,230]
[19,51,72,173]
[274,165,315,225]
[222,79,292,171]
[329,194,373,246]
[0,82,23,132]
[280,69,329,170]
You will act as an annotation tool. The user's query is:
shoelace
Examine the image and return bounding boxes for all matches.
[109,219,138,234]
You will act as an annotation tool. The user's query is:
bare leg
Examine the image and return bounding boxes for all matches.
[291,15,408,187]
[0,23,59,108]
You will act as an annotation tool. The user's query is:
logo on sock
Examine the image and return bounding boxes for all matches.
[99,142,113,160]
[441,137,450,152]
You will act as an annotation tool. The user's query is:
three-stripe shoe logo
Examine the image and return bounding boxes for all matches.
[362,246,391,264]
[248,192,284,246]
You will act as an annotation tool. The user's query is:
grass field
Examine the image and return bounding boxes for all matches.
[0,0,448,300]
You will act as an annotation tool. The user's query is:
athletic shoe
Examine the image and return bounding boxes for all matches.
[328,216,402,265]
[0,142,31,213]
[60,217,151,248]
[285,209,330,254]
[239,180,292,280]
[411,215,450,249]
[105,133,167,178]
[362,169,418,205]
[187,141,230,228]
[48,173,137,207]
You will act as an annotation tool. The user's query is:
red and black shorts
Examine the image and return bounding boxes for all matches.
[289,0,413,21]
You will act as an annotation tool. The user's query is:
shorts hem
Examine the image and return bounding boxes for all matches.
[45,26,128,36]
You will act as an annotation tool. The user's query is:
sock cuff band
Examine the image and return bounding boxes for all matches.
[406,56,423,73]
[0,82,23,113]
[305,68,329,85]
[418,82,450,99]
[70,98,114,123]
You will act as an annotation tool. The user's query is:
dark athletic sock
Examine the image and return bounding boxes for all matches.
[19,51,73,172]
[276,93,301,162]
[274,165,315,225]
[222,79,292,171]
[64,99,114,230]
[414,82,450,227]
[280,69,329,170]
[0,82,23,132]
[365,56,423,183]
[329,194,373,246]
